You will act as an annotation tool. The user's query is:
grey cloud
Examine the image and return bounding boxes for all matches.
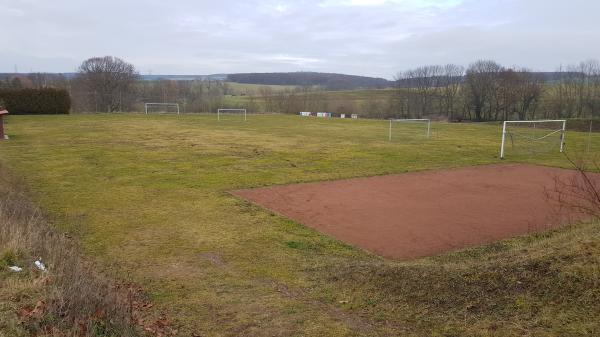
[1,0,599,78]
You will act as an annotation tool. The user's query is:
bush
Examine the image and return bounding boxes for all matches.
[0,88,71,114]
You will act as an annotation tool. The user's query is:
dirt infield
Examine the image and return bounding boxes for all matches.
[234,164,597,259]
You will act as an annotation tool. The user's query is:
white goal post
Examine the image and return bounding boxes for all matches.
[145,103,180,114]
[217,109,247,121]
[500,120,566,159]
[388,119,431,141]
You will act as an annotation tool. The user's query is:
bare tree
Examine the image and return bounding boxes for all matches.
[258,86,275,112]
[547,153,600,218]
[464,60,503,121]
[546,60,600,119]
[439,64,464,120]
[75,56,139,112]
[550,65,580,118]
[302,86,328,113]
[494,69,518,120]
[27,73,69,90]
[396,65,444,118]
[393,74,412,118]
[514,69,543,120]
[575,60,600,117]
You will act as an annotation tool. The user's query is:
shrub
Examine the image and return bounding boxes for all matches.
[0,88,71,114]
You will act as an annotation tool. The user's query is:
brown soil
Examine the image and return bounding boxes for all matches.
[234,164,595,259]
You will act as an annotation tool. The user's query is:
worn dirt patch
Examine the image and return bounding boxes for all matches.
[234,164,596,259]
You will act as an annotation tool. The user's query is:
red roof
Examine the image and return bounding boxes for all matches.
[0,110,9,115]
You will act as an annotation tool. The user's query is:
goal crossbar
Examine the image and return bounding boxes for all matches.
[145,103,180,114]
[500,120,566,159]
[389,118,431,141]
[217,109,247,121]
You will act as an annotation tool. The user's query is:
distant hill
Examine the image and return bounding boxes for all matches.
[533,72,583,83]
[0,71,584,89]
[394,72,584,87]
[0,73,227,82]
[139,74,227,81]
[0,72,79,80]
[227,72,394,90]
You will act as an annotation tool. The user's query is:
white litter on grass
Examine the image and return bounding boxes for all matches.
[34,260,47,271]
[9,266,23,272]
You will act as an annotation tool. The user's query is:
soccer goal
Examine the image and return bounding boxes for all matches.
[500,120,566,159]
[388,119,431,141]
[217,108,247,121]
[145,103,180,114]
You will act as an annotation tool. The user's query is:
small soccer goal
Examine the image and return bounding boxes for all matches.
[500,120,566,159]
[145,103,180,114]
[217,108,247,121]
[388,119,431,141]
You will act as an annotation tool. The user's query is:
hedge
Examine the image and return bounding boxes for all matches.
[0,88,71,114]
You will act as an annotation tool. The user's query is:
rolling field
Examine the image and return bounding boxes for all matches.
[228,88,395,111]
[1,114,599,336]
[225,82,299,94]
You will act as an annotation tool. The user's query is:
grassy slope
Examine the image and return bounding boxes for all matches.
[0,277,39,337]
[0,250,33,337]
[223,82,299,107]
[231,88,396,109]
[225,82,298,94]
[0,114,598,336]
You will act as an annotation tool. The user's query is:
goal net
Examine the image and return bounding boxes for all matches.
[218,109,247,121]
[388,119,431,141]
[145,103,180,114]
[500,120,566,159]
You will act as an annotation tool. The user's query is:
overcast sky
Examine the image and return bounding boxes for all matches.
[1,0,599,79]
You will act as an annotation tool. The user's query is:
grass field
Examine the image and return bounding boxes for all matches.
[1,114,599,336]
[226,82,299,94]
[228,87,396,112]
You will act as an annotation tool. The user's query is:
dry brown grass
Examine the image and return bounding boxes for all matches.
[548,152,600,217]
[0,164,143,337]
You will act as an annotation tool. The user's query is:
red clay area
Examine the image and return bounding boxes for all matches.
[234,164,595,259]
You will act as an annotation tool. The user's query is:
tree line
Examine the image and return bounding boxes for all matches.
[1,56,599,121]
[390,60,600,121]
[0,56,233,113]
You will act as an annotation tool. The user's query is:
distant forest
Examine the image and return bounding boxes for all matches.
[227,72,393,90]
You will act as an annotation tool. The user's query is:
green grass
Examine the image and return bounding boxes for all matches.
[225,81,298,94]
[0,271,38,337]
[0,114,599,336]
[234,87,396,110]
